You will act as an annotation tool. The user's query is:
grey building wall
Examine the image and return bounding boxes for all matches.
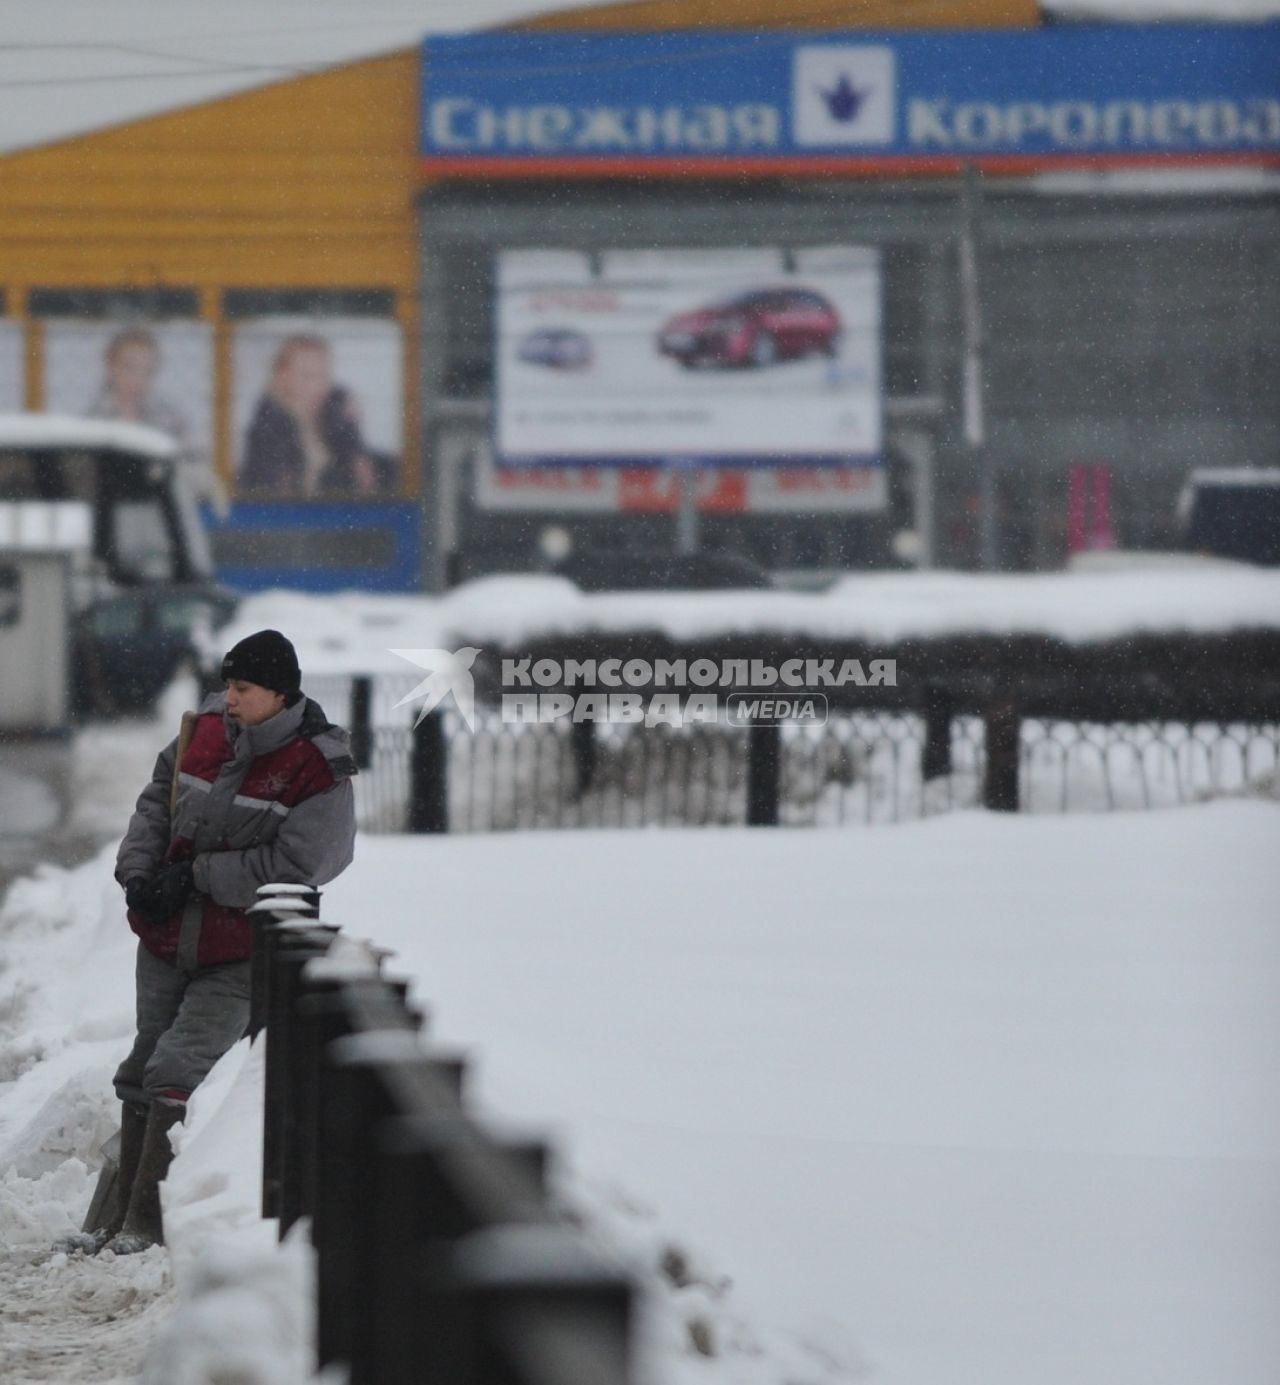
[416,178,1279,583]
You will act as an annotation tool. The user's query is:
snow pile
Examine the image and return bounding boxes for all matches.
[0,849,134,1130]
[140,1036,314,1385]
[139,1227,313,1385]
[0,849,311,1384]
[0,851,175,1383]
[205,568,1280,682]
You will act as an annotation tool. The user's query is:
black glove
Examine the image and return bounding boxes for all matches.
[126,862,195,926]
[124,876,151,916]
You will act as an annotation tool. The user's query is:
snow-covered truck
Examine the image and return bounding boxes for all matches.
[0,414,236,721]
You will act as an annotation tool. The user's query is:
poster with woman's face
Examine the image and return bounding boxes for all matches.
[231,318,402,501]
[0,321,24,411]
[42,320,213,450]
[41,320,220,503]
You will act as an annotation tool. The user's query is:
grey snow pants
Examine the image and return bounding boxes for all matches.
[113,942,250,1107]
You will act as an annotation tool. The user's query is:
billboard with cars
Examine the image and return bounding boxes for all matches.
[495,246,882,469]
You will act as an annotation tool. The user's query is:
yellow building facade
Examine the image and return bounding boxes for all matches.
[0,51,421,493]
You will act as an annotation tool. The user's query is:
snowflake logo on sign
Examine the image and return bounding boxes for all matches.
[390,647,481,732]
[792,46,896,148]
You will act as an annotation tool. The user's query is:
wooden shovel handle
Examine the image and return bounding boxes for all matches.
[169,711,199,816]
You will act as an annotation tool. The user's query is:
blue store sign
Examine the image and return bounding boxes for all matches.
[420,25,1280,172]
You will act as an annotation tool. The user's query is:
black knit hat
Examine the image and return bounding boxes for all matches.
[220,629,301,697]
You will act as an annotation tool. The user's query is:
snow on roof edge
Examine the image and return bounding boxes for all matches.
[204,572,1280,683]
[0,413,178,460]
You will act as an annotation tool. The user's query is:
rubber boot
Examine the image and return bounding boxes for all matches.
[55,1100,148,1255]
[92,1101,148,1250]
[106,1099,184,1255]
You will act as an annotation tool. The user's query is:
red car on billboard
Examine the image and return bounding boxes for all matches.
[657,287,842,369]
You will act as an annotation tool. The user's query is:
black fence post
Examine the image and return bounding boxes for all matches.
[921,683,955,781]
[291,978,424,1239]
[316,1033,464,1381]
[248,888,321,1041]
[570,718,597,796]
[409,711,449,833]
[746,721,781,826]
[261,922,337,1222]
[249,919,272,1044]
[372,1115,549,1385]
[315,1038,398,1376]
[442,1229,634,1385]
[282,979,353,1239]
[983,698,1021,812]
[351,676,373,771]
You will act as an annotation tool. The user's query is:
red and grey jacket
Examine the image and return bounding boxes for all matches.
[116,691,357,967]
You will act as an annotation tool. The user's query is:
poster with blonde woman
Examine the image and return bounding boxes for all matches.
[232,320,401,500]
[42,320,222,508]
[86,327,189,440]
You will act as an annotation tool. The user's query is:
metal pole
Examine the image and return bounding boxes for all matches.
[982,697,1021,812]
[673,461,699,556]
[409,711,449,833]
[746,722,781,827]
[350,677,373,771]
[959,164,997,572]
[916,433,936,571]
[894,427,936,571]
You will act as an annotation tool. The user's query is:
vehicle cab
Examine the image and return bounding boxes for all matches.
[0,414,237,713]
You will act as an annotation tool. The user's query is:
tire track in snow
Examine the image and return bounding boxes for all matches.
[0,1244,175,1384]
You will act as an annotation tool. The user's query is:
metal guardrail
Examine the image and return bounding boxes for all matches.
[250,885,635,1385]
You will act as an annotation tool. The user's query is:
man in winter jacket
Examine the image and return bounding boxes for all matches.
[100,628,356,1254]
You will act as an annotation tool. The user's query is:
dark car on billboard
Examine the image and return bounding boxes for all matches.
[657,287,842,369]
[517,327,594,371]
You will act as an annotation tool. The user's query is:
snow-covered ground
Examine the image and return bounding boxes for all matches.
[325,807,1280,1385]
[2,788,1277,1383]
